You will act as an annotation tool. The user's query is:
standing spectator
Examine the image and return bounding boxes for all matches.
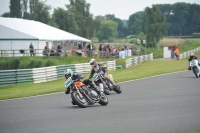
[130,46,134,55]
[99,43,103,57]
[173,46,180,60]
[87,43,93,50]
[44,42,50,56]
[57,43,62,56]
[78,42,82,50]
[29,43,34,56]
[87,43,93,57]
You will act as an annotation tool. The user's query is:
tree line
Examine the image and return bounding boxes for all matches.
[2,0,200,48]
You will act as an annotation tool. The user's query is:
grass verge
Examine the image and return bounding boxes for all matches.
[0,57,190,100]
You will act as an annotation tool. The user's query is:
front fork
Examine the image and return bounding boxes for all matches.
[71,86,84,99]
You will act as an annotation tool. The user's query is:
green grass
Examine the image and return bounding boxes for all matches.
[0,57,191,100]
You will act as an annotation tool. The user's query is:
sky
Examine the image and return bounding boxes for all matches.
[0,0,200,20]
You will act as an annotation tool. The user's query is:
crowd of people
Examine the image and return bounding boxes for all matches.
[43,42,63,56]
[28,42,142,57]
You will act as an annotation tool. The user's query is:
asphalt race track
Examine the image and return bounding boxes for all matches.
[0,71,200,133]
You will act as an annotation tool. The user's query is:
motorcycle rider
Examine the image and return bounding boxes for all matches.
[89,58,116,87]
[188,53,200,70]
[64,68,102,94]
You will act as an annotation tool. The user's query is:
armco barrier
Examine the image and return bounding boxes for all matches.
[16,69,33,84]
[179,47,200,60]
[0,70,17,87]
[32,68,47,83]
[125,53,153,68]
[0,61,116,87]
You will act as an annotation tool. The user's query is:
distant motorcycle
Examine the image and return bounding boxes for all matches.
[64,74,108,108]
[93,72,122,95]
[189,59,200,78]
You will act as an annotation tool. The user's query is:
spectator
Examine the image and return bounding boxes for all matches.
[50,46,56,56]
[86,43,93,57]
[57,43,62,56]
[87,43,93,50]
[29,43,34,56]
[44,42,50,56]
[99,44,103,57]
[78,42,82,50]
[173,46,180,60]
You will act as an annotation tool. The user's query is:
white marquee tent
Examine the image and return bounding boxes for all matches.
[0,17,91,56]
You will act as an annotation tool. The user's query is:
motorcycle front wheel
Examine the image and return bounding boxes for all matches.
[99,93,108,106]
[71,92,88,108]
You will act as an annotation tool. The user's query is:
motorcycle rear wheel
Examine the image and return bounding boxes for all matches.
[71,92,87,108]
[99,93,108,105]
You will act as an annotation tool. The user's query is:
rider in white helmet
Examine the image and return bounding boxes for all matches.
[89,58,116,86]
[188,53,200,70]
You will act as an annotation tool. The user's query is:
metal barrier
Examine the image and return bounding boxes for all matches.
[179,47,200,60]
[0,61,116,87]
[125,53,153,68]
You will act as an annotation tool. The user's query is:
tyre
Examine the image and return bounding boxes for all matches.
[71,92,87,108]
[113,84,122,94]
[192,67,199,78]
[104,87,111,95]
[99,93,108,105]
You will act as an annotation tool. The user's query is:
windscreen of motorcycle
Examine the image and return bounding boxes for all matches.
[190,59,198,67]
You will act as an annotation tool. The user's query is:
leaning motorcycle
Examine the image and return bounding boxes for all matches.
[64,74,108,108]
[93,72,122,95]
[189,59,200,78]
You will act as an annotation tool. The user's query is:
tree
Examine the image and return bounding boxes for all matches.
[93,16,102,37]
[145,5,168,48]
[9,0,21,18]
[52,8,78,34]
[105,14,128,38]
[171,3,189,36]
[131,19,143,35]
[21,0,28,18]
[186,3,200,34]
[96,20,118,42]
[66,0,94,38]
[29,0,51,24]
[128,11,145,35]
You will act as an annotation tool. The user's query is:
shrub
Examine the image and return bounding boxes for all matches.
[10,58,20,69]
[44,60,54,67]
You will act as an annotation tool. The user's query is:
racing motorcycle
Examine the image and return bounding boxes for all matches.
[64,74,108,108]
[93,72,122,95]
[189,59,200,78]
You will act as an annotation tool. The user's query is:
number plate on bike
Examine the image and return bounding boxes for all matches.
[64,77,73,88]
[93,73,99,81]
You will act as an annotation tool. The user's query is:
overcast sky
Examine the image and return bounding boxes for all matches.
[0,0,200,20]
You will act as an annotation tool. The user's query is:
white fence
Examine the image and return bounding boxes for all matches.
[125,53,153,68]
[179,47,200,60]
